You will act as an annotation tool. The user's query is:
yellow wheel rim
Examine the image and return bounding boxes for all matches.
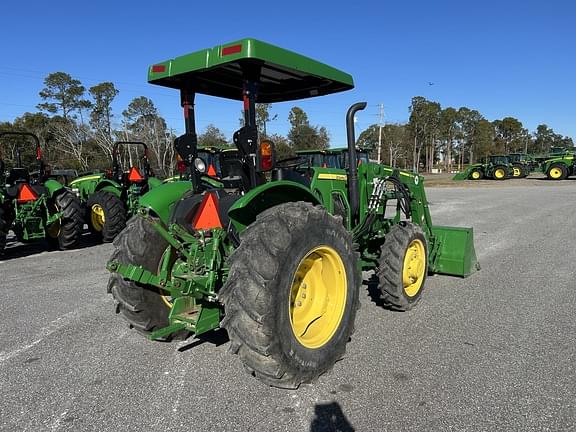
[494,169,505,179]
[289,246,347,349]
[513,167,521,177]
[46,219,61,238]
[46,203,61,238]
[402,239,426,298]
[91,204,106,232]
[549,167,562,179]
[471,171,480,179]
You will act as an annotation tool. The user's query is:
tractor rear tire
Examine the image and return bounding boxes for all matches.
[512,163,526,178]
[46,190,83,250]
[220,202,360,389]
[0,207,7,255]
[546,164,568,180]
[107,216,182,340]
[87,191,126,242]
[493,165,508,180]
[377,222,428,311]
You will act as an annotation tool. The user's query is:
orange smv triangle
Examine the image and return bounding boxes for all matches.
[18,184,38,203]
[192,192,223,230]
[128,167,144,182]
[207,164,217,177]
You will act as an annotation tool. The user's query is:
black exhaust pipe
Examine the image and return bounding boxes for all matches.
[346,102,367,225]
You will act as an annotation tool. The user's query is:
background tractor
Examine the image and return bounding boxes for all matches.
[540,152,575,180]
[453,155,514,180]
[107,39,479,388]
[70,141,162,242]
[507,153,533,177]
[0,131,82,254]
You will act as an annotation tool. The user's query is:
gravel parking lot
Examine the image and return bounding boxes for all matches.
[1,180,575,432]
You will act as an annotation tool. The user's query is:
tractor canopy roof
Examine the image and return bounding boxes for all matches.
[147,38,354,102]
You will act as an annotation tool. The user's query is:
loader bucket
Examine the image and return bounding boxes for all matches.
[429,225,480,277]
[452,168,472,181]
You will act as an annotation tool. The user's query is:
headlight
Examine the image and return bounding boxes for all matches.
[194,157,206,173]
[71,187,80,197]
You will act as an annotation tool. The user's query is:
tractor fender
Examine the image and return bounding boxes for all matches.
[541,158,571,173]
[138,180,193,225]
[44,179,65,197]
[147,177,163,189]
[228,181,321,232]
[94,179,122,197]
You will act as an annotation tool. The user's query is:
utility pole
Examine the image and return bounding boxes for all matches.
[377,104,384,163]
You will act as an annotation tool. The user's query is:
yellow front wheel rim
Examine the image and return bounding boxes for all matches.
[403,239,426,297]
[549,167,562,179]
[289,246,347,349]
[471,171,480,179]
[494,169,505,179]
[91,204,106,232]
[513,167,521,177]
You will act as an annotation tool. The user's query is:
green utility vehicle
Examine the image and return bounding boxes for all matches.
[107,39,479,388]
[70,141,162,242]
[453,155,514,180]
[540,152,575,180]
[0,131,82,254]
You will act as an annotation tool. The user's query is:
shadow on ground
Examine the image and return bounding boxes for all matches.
[310,402,354,432]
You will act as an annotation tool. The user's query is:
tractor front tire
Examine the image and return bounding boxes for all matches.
[87,191,126,242]
[220,202,360,389]
[46,190,82,250]
[377,222,428,311]
[108,216,180,339]
[469,169,483,180]
[546,164,568,180]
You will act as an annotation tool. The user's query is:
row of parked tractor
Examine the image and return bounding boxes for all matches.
[453,148,575,181]
[1,38,482,389]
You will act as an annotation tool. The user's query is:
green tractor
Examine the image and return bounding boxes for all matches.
[506,153,533,178]
[540,152,575,180]
[107,39,479,388]
[0,131,82,254]
[70,141,162,242]
[453,155,514,180]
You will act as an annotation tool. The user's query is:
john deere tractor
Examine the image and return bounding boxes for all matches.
[70,141,162,242]
[107,39,479,388]
[0,131,82,254]
[540,152,575,180]
[507,153,534,177]
[453,155,514,180]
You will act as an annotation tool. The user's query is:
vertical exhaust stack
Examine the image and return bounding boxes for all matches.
[346,102,367,225]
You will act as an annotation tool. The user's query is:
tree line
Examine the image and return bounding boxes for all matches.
[358,96,574,172]
[0,72,573,175]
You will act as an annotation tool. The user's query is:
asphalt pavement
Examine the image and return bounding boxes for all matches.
[1,181,575,432]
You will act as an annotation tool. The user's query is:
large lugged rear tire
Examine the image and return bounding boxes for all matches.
[220,202,360,389]
[492,165,508,180]
[86,190,126,242]
[377,222,428,311]
[107,216,177,338]
[546,163,568,180]
[46,190,83,250]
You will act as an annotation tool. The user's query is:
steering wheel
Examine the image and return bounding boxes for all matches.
[275,156,308,170]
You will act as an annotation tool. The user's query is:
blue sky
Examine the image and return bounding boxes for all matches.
[1,1,574,147]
